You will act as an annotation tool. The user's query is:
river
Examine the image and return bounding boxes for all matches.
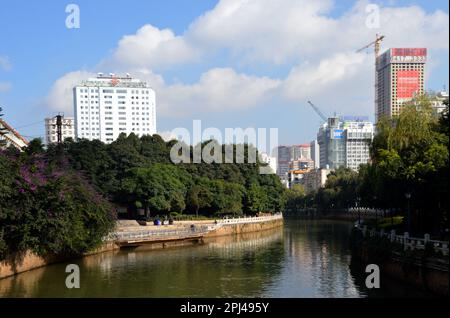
[0,219,429,297]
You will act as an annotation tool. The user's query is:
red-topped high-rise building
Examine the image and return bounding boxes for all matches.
[376,48,427,121]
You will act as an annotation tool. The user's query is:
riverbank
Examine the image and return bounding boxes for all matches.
[350,227,449,296]
[2,219,429,298]
[285,208,388,223]
[0,214,283,280]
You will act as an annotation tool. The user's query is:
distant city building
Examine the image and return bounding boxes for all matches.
[287,169,308,189]
[45,116,75,144]
[303,168,331,193]
[310,140,320,169]
[74,73,156,143]
[289,158,314,171]
[376,48,427,121]
[274,145,291,180]
[0,119,29,150]
[259,152,277,174]
[317,117,345,170]
[317,116,373,171]
[291,144,311,160]
[429,90,449,114]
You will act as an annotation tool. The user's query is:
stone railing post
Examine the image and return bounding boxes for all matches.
[362,225,367,237]
[404,232,409,250]
[424,234,430,245]
[390,230,396,242]
[380,229,384,238]
[442,243,448,256]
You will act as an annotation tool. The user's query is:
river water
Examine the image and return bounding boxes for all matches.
[0,219,429,298]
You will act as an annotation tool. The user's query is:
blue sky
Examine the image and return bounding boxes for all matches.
[0,0,448,145]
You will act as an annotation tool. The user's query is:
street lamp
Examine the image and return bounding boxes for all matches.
[405,192,412,233]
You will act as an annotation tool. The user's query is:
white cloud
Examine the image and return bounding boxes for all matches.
[101,24,199,71]
[282,52,374,115]
[156,68,281,116]
[187,0,337,64]
[0,56,11,71]
[0,82,11,92]
[187,0,448,65]
[43,71,96,114]
[43,0,449,120]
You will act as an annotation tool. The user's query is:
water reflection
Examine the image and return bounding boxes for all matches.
[0,219,428,298]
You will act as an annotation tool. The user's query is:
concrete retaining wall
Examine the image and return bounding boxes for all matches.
[354,242,449,296]
[0,242,119,280]
[1,217,283,280]
[205,218,284,238]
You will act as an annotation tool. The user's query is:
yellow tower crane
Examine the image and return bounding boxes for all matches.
[356,34,385,59]
[356,34,385,121]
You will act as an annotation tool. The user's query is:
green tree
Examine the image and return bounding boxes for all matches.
[121,164,189,217]
[186,181,213,216]
[283,184,307,212]
[245,183,268,215]
[362,96,449,235]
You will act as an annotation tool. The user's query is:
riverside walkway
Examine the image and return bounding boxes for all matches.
[112,213,283,247]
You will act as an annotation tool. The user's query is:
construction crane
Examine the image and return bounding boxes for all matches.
[356,34,385,59]
[357,34,385,120]
[307,101,328,122]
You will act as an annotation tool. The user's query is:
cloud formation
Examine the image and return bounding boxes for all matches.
[43,71,96,113]
[102,25,199,70]
[0,82,11,92]
[44,0,449,121]
[0,56,11,71]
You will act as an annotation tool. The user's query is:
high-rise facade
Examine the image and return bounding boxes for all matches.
[317,117,373,171]
[291,144,311,161]
[317,117,345,170]
[344,120,373,170]
[310,140,320,169]
[274,146,291,180]
[45,116,75,144]
[74,74,156,143]
[376,48,427,121]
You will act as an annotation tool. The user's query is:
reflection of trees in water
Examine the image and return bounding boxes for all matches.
[348,252,432,298]
[0,265,46,297]
[284,219,361,297]
[0,228,285,298]
[203,228,284,257]
[2,221,426,298]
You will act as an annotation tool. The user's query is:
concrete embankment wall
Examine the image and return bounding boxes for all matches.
[0,251,58,280]
[0,242,120,280]
[354,242,449,296]
[205,218,284,238]
[0,217,284,279]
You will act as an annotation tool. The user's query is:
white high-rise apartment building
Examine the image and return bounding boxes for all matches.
[74,73,156,143]
[344,120,373,171]
[45,116,75,144]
